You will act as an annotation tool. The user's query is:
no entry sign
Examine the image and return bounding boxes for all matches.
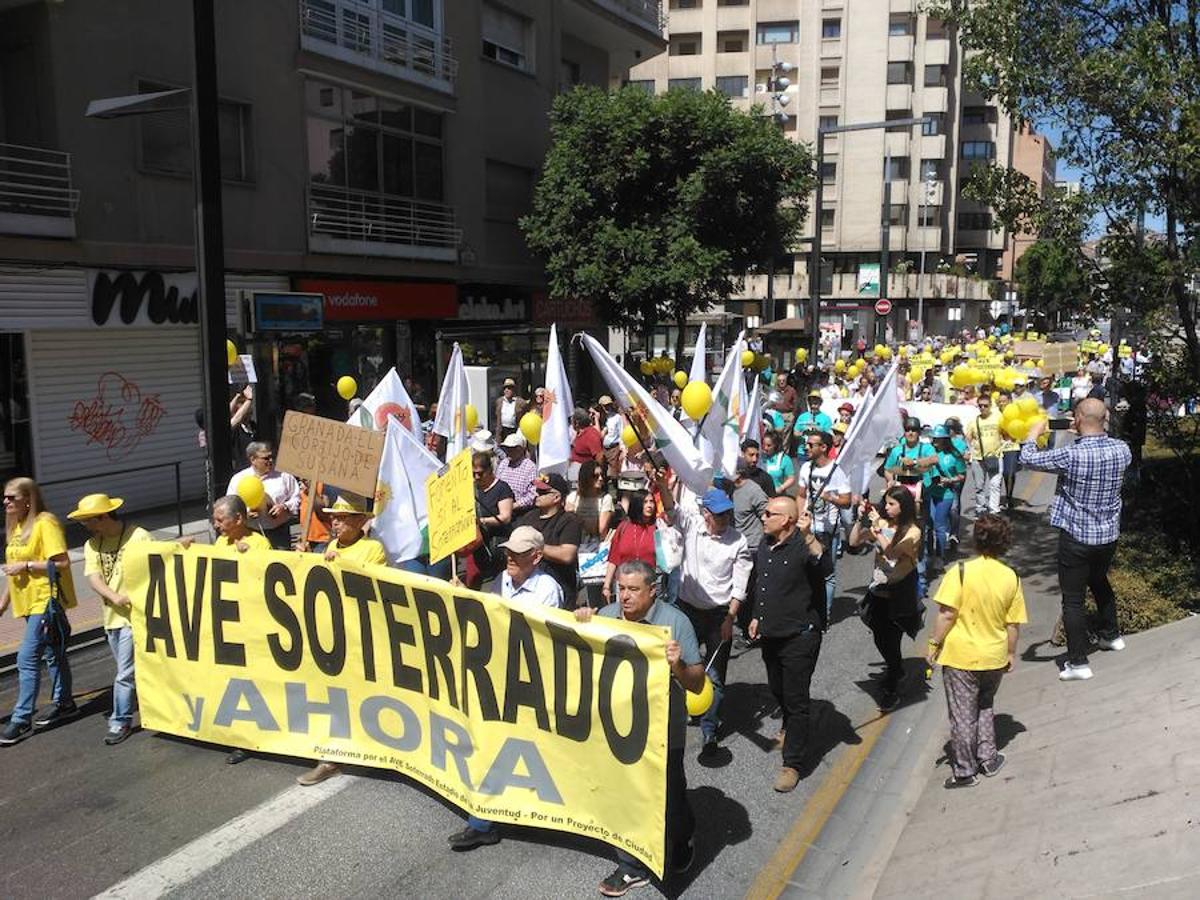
[874,298,892,316]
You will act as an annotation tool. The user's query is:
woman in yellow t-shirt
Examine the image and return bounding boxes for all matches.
[927,514,1027,789]
[0,477,78,745]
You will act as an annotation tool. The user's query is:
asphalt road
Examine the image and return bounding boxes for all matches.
[0,471,1051,900]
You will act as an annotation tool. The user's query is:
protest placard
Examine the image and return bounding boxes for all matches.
[275,410,385,497]
[424,449,476,564]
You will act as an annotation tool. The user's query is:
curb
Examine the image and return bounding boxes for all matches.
[0,626,109,677]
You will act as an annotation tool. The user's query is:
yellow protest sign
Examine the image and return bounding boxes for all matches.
[425,449,477,564]
[124,542,670,875]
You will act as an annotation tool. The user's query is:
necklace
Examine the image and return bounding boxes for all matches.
[97,525,128,584]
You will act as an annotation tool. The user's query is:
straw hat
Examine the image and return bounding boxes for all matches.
[67,493,124,520]
[322,493,370,515]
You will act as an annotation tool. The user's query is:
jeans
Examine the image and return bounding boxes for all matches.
[929,490,956,559]
[11,611,73,725]
[972,458,1002,514]
[616,747,693,879]
[665,568,682,607]
[263,523,292,550]
[815,531,838,619]
[398,556,452,581]
[1058,530,1119,665]
[466,815,495,833]
[679,604,730,743]
[1001,450,1021,502]
[106,626,136,728]
[761,628,822,770]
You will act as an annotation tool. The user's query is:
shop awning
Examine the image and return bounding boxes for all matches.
[754,316,808,333]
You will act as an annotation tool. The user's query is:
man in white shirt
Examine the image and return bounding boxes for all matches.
[660,484,753,759]
[599,395,624,479]
[497,526,564,608]
[796,431,851,624]
[227,441,300,549]
[493,378,527,441]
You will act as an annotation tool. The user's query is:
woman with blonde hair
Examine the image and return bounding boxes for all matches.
[0,477,78,745]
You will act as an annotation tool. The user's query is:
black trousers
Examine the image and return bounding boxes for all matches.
[616,746,693,878]
[761,628,822,770]
[1058,530,1119,665]
[867,594,905,692]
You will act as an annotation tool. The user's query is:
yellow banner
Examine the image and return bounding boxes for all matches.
[425,449,477,564]
[124,542,669,875]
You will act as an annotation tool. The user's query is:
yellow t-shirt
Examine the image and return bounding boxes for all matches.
[216,531,273,554]
[934,556,1027,670]
[325,536,387,569]
[83,525,152,630]
[969,410,1003,459]
[5,513,77,617]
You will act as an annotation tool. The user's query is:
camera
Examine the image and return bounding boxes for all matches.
[1048,418,1071,431]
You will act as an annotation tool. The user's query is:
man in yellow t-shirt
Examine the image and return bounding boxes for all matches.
[926,514,1027,788]
[968,395,1004,515]
[211,496,272,554]
[70,493,151,746]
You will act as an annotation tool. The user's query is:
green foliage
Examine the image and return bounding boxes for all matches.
[520,86,814,339]
[1095,528,1199,633]
[1013,239,1092,326]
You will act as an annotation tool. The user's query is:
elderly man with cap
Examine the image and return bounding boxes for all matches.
[598,396,624,480]
[493,378,527,442]
[227,441,300,550]
[516,473,584,606]
[659,484,753,759]
[70,493,151,745]
[496,433,538,517]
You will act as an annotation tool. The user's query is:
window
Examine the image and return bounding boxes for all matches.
[924,65,948,87]
[671,33,702,55]
[918,205,941,227]
[962,106,996,125]
[961,140,996,160]
[626,79,656,95]
[718,31,747,53]
[820,67,840,87]
[559,59,581,93]
[927,18,949,39]
[668,77,702,92]
[947,305,962,322]
[822,18,841,39]
[887,204,909,227]
[818,114,839,131]
[885,109,914,132]
[482,2,533,72]
[716,75,748,98]
[887,62,912,85]
[922,113,946,136]
[888,15,913,36]
[820,161,837,183]
[883,157,910,180]
[669,0,699,7]
[139,80,253,181]
[920,159,943,181]
[820,208,835,229]
[718,0,747,5]
[958,212,992,230]
[757,21,799,45]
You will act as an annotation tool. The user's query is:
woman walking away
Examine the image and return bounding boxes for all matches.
[850,485,923,711]
[928,425,967,572]
[0,477,78,745]
[926,514,1027,788]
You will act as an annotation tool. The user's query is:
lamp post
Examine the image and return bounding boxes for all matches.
[915,168,937,341]
[809,116,931,360]
[86,0,231,506]
[763,55,793,328]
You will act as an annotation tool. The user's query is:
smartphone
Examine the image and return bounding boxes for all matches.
[1049,418,1071,431]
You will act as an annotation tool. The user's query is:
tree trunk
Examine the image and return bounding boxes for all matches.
[1165,201,1200,384]
[675,309,688,372]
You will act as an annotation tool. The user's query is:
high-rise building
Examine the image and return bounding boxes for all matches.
[628,0,1049,349]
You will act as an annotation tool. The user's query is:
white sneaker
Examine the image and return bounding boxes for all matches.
[1097,636,1126,651]
[1059,662,1094,681]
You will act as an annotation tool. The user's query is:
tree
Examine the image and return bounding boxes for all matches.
[931,0,1200,381]
[520,86,814,362]
[1013,239,1092,328]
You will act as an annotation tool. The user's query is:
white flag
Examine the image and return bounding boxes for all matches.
[348,367,422,436]
[432,343,471,458]
[701,331,748,479]
[540,324,574,475]
[373,418,442,564]
[834,362,901,495]
[741,376,764,445]
[687,322,708,384]
[580,334,713,496]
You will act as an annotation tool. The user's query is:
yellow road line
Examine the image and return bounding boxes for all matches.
[743,712,891,900]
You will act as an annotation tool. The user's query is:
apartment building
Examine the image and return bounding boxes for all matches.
[628,0,1044,349]
[0,0,663,511]
[1001,123,1057,281]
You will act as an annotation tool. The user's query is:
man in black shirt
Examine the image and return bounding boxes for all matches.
[740,439,778,498]
[749,496,828,793]
[517,473,583,607]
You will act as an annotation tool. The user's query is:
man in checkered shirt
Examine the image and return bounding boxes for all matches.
[1021,398,1131,682]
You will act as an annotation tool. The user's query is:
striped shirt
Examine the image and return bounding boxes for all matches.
[1019,434,1130,545]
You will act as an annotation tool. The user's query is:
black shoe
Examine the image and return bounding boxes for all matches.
[104,725,132,746]
[944,774,978,789]
[447,826,500,851]
[671,840,695,873]
[0,721,31,745]
[698,739,720,760]
[226,748,251,765]
[599,867,650,896]
[879,690,899,712]
[979,753,1006,777]
[33,702,78,728]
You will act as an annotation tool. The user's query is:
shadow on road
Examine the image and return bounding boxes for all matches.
[797,699,862,780]
[661,784,752,898]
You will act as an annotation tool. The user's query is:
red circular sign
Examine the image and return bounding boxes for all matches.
[874,298,892,316]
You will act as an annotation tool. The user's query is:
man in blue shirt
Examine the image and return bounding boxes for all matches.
[792,391,833,455]
[1022,399,1131,682]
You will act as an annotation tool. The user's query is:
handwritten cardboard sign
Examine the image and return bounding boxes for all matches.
[275,410,385,497]
[424,449,477,564]
[1011,340,1045,360]
[1041,342,1080,376]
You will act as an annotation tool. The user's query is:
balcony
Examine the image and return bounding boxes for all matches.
[738,272,995,303]
[888,35,914,61]
[588,0,665,39]
[307,182,460,262]
[299,0,457,95]
[0,143,79,239]
[886,83,912,110]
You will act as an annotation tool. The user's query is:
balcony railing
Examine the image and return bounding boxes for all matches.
[590,0,667,36]
[308,182,460,261]
[0,142,79,238]
[299,0,457,93]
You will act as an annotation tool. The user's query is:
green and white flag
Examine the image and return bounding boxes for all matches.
[700,330,748,479]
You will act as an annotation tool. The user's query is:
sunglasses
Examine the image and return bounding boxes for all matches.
[2,494,21,502]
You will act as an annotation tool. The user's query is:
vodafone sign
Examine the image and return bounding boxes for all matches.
[295,279,456,321]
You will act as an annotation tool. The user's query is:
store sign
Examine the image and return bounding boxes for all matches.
[295,279,456,321]
[532,293,596,327]
[252,292,324,332]
[89,270,198,327]
[457,283,530,321]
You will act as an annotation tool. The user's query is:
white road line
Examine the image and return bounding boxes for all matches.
[93,775,353,899]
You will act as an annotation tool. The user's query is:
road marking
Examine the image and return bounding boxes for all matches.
[743,712,891,900]
[94,775,352,899]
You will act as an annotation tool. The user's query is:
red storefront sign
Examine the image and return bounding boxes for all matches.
[531,292,597,327]
[295,279,457,321]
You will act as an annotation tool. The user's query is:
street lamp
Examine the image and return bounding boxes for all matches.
[915,168,937,341]
[761,56,793,326]
[85,0,231,506]
[808,116,932,360]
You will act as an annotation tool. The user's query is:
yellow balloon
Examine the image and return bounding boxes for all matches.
[1002,402,1022,421]
[834,358,846,372]
[685,676,714,717]
[879,346,893,360]
[673,370,688,389]
[950,365,972,389]
[741,349,755,368]
[621,424,638,448]
[1004,417,1031,441]
[1016,395,1039,416]
[680,381,713,420]
[226,339,238,367]
[519,411,543,445]
[899,345,909,356]
[796,347,808,363]
[336,375,358,400]
[464,404,479,432]
[236,475,265,510]
[640,360,653,376]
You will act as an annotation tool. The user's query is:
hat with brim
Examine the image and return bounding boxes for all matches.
[500,525,544,554]
[469,429,496,453]
[67,493,124,520]
[598,395,614,407]
[322,493,371,515]
[500,433,526,449]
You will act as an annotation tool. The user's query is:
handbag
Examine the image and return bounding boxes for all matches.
[654,518,684,573]
[39,560,72,653]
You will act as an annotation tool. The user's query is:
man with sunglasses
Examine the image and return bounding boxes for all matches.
[226,441,300,550]
[968,396,1004,515]
[516,473,583,606]
[792,391,834,457]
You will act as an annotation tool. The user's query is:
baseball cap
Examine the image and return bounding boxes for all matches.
[598,395,614,407]
[838,402,854,414]
[931,424,950,439]
[535,473,570,495]
[500,432,526,449]
[699,487,734,515]
[807,390,822,400]
[500,525,544,554]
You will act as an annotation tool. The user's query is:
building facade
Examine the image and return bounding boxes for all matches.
[0,0,663,511]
